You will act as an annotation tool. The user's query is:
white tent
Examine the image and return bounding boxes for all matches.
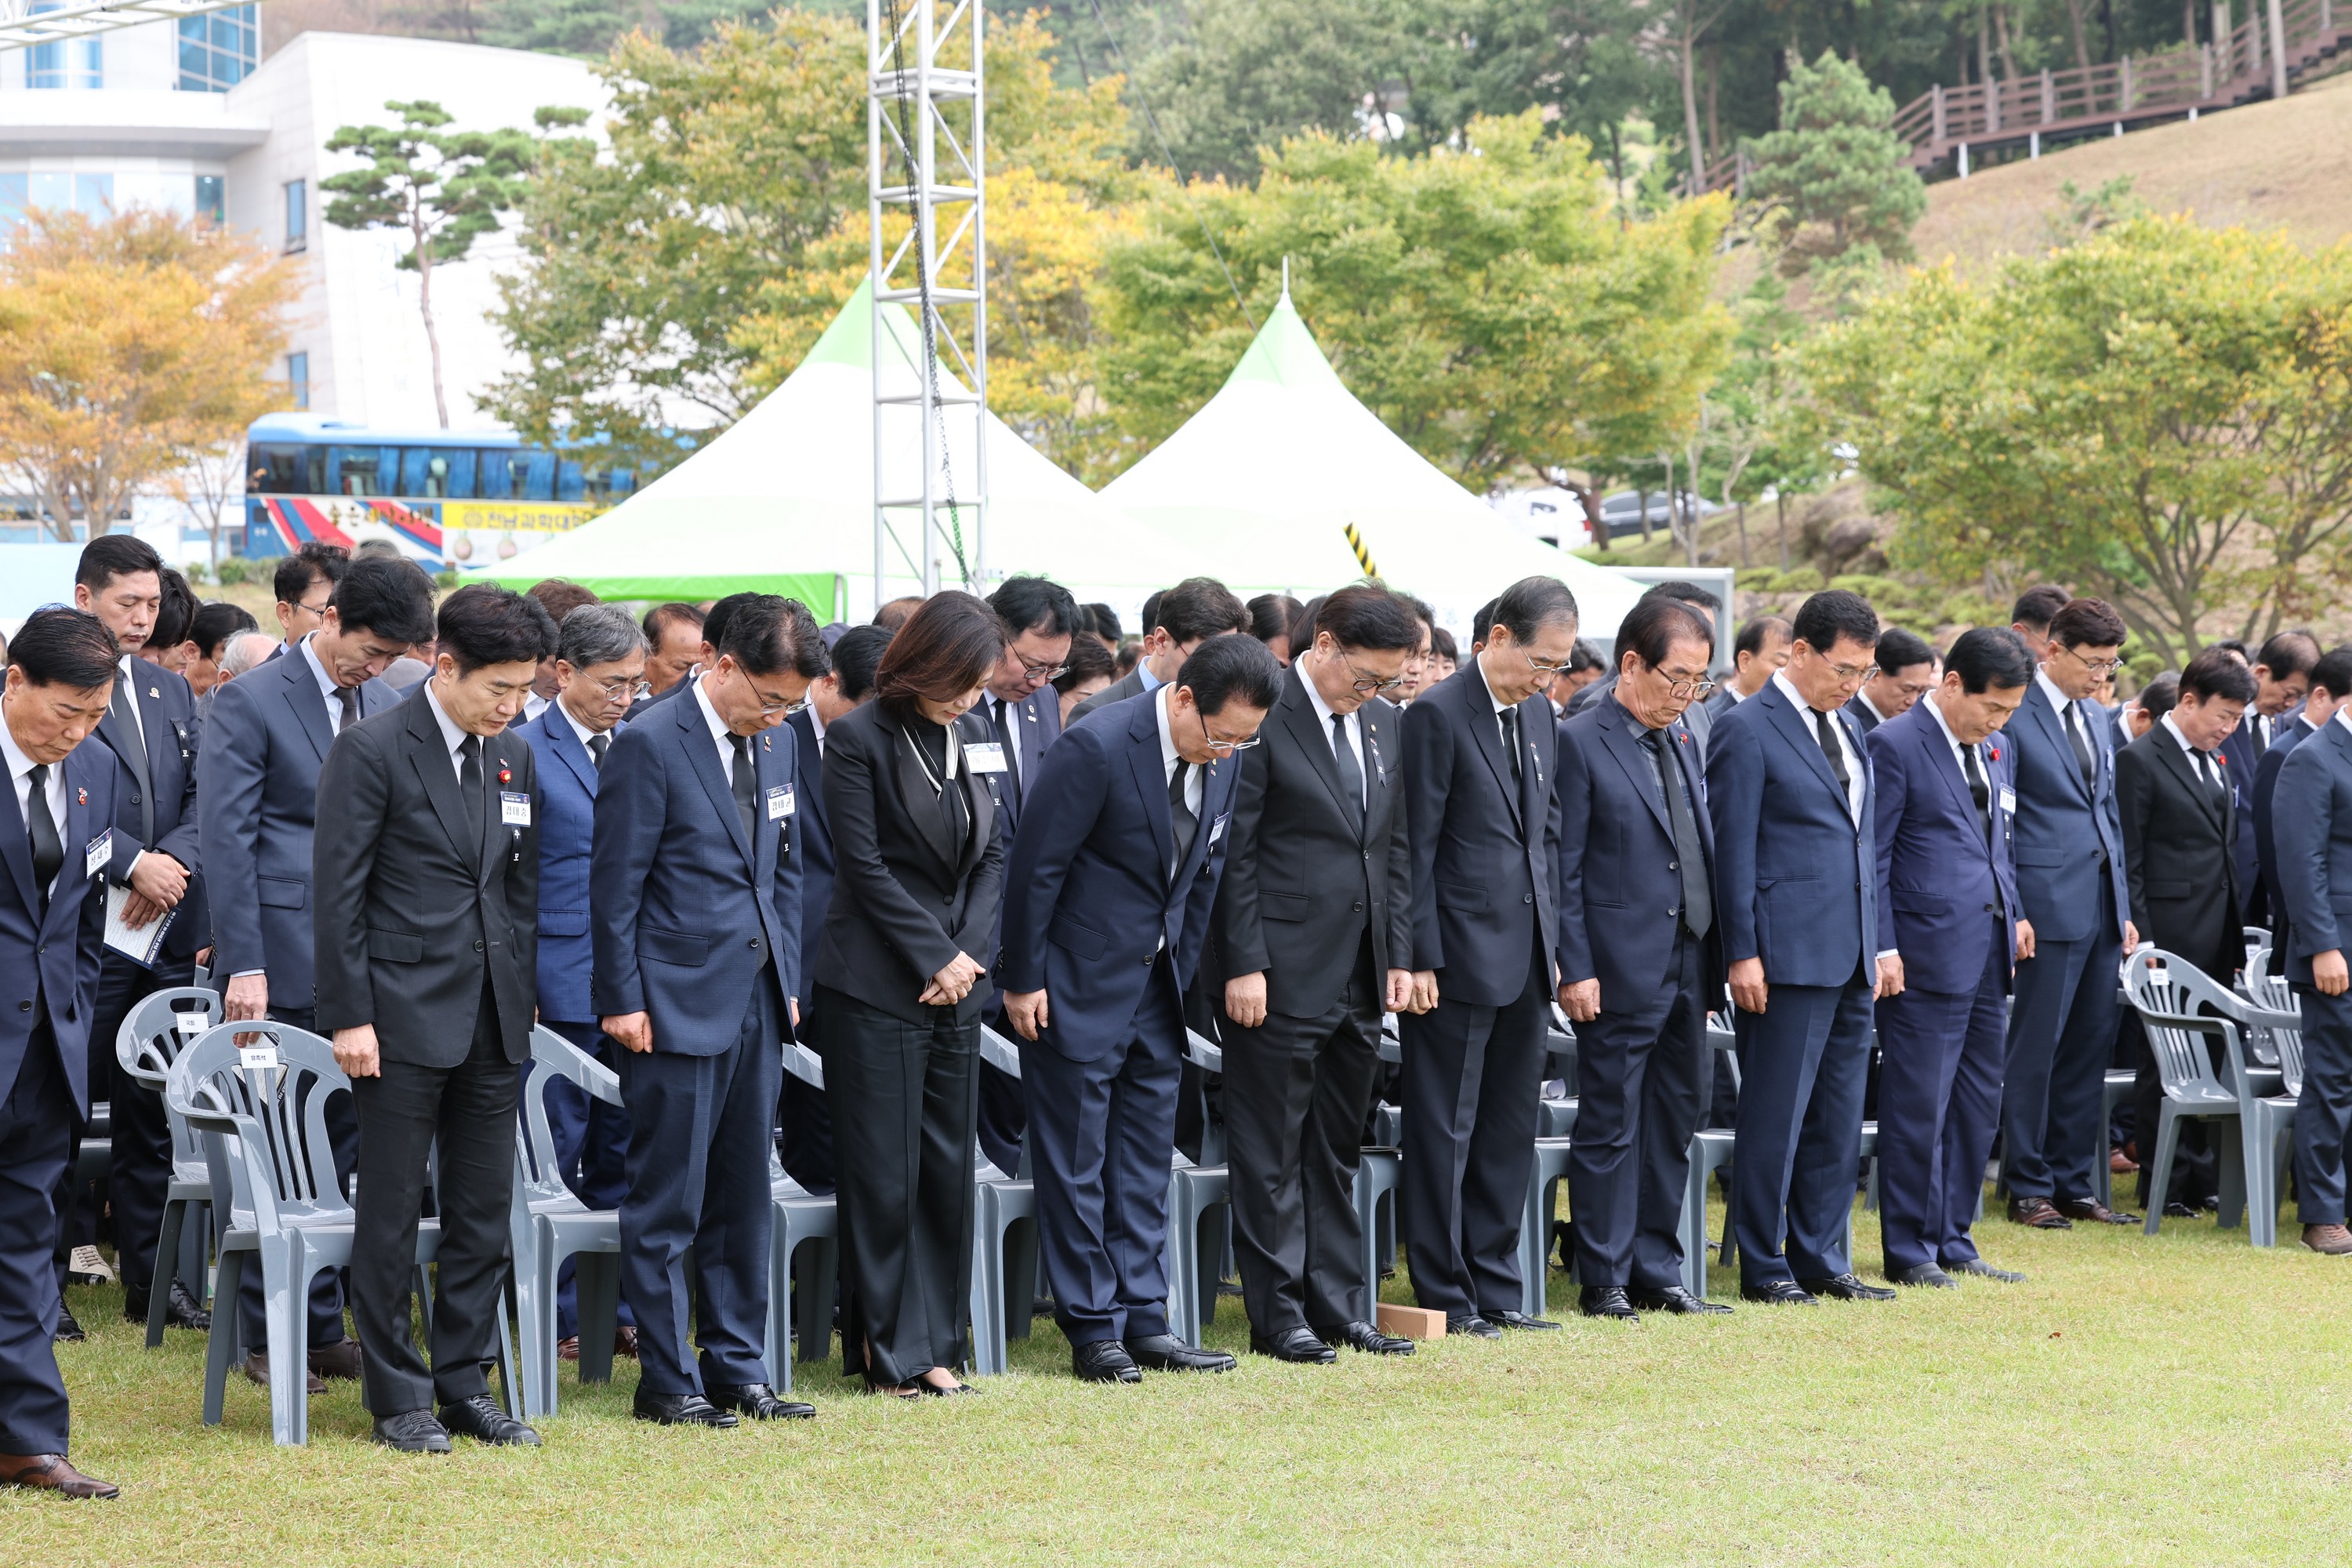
[1099,286,1646,639]
[483,279,1196,619]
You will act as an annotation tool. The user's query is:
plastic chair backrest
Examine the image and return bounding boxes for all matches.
[2239,943,2298,1072]
[117,987,221,1170]
[2121,949,2240,1097]
[517,1025,621,1197]
[980,1027,1023,1079]
[164,1022,351,1236]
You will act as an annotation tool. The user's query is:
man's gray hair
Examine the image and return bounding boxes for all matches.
[220,630,278,679]
[559,601,651,669]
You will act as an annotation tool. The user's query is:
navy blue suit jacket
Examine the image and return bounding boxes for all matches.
[1705,679,1880,989]
[92,658,204,965]
[2271,717,2352,985]
[1867,699,2021,996]
[2222,720,2267,920]
[2254,714,2318,932]
[198,637,400,1002]
[2005,679,2130,945]
[786,706,833,1007]
[591,682,802,1054]
[999,689,1239,1062]
[0,741,114,1116]
[1554,695,1719,1006]
[519,702,611,1023]
[1402,659,1562,1007]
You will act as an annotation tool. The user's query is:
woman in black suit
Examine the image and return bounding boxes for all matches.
[816,592,1010,1396]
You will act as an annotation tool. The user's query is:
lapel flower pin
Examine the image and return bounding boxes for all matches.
[497,766,511,786]
[147,686,160,699]
[77,787,88,805]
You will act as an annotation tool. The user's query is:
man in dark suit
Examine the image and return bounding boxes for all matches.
[313,586,554,1452]
[778,621,890,1192]
[2118,647,2256,1211]
[1707,589,1897,1306]
[1999,597,2140,1231]
[594,595,825,1427]
[1000,634,1281,1383]
[2221,632,2318,931]
[60,537,209,1336]
[0,611,122,1498]
[1867,630,2034,1288]
[267,543,347,652]
[974,576,1081,1175]
[1554,596,1726,1319]
[1399,575,1575,1335]
[637,603,706,702]
[2269,681,2352,1254]
[1846,626,1936,736]
[199,554,435,1388]
[1563,582,1718,757]
[1214,586,1420,1363]
[2256,648,2352,931]
[1068,576,1247,725]
[517,603,648,1358]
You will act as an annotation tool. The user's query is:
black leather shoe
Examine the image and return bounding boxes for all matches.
[53,1308,83,1344]
[710,1382,816,1420]
[1739,1279,1819,1306]
[1316,1320,1414,1356]
[1250,1326,1337,1363]
[1948,1258,2026,1283]
[2162,1200,2199,1218]
[2057,1198,2138,1225]
[1799,1272,1898,1301]
[2007,1196,2074,1229]
[124,1280,211,1331]
[1124,1333,1237,1373]
[1577,1286,1640,1321]
[373,1409,453,1454]
[439,1392,541,1446]
[1490,1309,1563,1331]
[632,1388,739,1427]
[1887,1263,1958,1289]
[1627,1286,1733,1315]
[1072,1340,1142,1383]
[1446,1314,1503,1338]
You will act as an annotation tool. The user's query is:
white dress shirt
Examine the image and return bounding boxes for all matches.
[1152,684,1203,818]
[297,633,356,733]
[1,717,69,897]
[558,696,602,753]
[419,681,473,782]
[1296,659,1366,810]
[691,673,742,783]
[810,701,831,758]
[2337,705,2352,742]
[523,691,550,722]
[1854,688,1889,727]
[1774,668,1864,823]
[2161,712,2230,793]
[1921,691,1983,792]
[114,654,149,751]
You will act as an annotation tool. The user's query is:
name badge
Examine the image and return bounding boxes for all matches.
[768,785,793,821]
[84,829,110,880]
[1998,786,2017,815]
[967,742,1009,774]
[500,792,532,826]
[1208,811,1230,847]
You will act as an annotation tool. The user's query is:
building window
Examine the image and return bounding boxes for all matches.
[177,5,256,93]
[194,174,224,225]
[71,174,111,215]
[0,174,24,234]
[287,351,310,411]
[284,179,306,252]
[27,5,101,90]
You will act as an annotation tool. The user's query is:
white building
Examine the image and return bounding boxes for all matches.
[0,21,604,550]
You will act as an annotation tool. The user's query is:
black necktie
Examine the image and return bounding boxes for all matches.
[731,734,758,850]
[25,763,62,913]
[1168,759,1197,874]
[2063,700,2095,792]
[458,735,484,863]
[1330,713,1365,837]
[1813,709,1852,811]
[993,699,1022,806]
[1500,706,1522,786]
[586,732,608,771]
[112,665,154,850]
[2204,749,2230,804]
[2252,716,2269,759]
[1641,728,1711,938]
[337,684,360,734]
[1962,740,1992,849]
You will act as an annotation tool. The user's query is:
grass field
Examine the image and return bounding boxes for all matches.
[5,1189,2343,1566]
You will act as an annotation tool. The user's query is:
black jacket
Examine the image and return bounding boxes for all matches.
[2115,724,2243,982]
[310,689,540,1066]
[816,700,1005,1025]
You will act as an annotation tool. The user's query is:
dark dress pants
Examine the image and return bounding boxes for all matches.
[2,1025,74,1457]
[540,1018,637,1339]
[779,993,836,1194]
[1223,945,1383,1338]
[616,976,781,1396]
[1731,965,1874,1286]
[976,1011,1028,1179]
[1569,931,1707,1291]
[53,953,192,1302]
[1876,934,2008,1274]
[1400,945,1549,1319]
[2001,884,2121,1203]
[348,992,521,1414]
[819,985,978,1383]
[238,1002,358,1350]
[1023,963,1185,1347]
[2292,983,2352,1225]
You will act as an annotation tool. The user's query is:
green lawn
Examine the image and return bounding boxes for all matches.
[9,1193,2345,1566]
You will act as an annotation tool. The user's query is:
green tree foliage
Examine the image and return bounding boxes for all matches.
[323,100,537,426]
[1746,51,1926,281]
[1798,216,2352,660]
[1094,112,1732,492]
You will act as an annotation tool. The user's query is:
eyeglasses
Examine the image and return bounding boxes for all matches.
[1200,732,1261,756]
[753,693,809,717]
[1016,655,1070,682]
[291,597,330,620]
[1521,647,1574,680]
[590,675,652,701]
[1662,674,1719,700]
[1341,659,1406,696]
[1825,661,1878,684]
[2056,644,2125,676]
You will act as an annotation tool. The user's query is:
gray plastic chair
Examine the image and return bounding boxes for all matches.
[115,985,222,1348]
[510,1025,626,1418]
[968,1029,1039,1378]
[767,1039,839,1392]
[2096,1068,2137,1212]
[1163,1031,1232,1348]
[1517,1133,1577,1313]
[1352,1145,1401,1306]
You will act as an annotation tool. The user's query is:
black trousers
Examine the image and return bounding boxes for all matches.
[238,1003,358,1348]
[1223,945,1383,1337]
[1,1024,74,1457]
[779,993,836,1194]
[348,993,520,1414]
[57,954,195,1302]
[1568,931,1707,1290]
[818,985,978,1383]
[1399,945,1550,1319]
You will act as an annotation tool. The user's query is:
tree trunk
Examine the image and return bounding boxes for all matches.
[2184,0,2198,46]
[1638,487,1654,545]
[2100,0,2118,64]
[1737,499,1751,568]
[1569,481,1605,551]
[1705,43,1723,167]
[1680,10,1708,194]
[2063,0,2094,71]
[415,207,450,429]
[1996,5,2021,83]
[1979,5,1994,90]
[1775,490,1790,570]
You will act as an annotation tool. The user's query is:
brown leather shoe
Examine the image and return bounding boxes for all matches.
[613,1324,639,1359]
[243,1352,327,1394]
[2007,1196,2074,1229]
[308,1338,364,1381]
[557,1336,580,1363]
[2109,1146,2139,1174]
[0,1453,119,1499]
[2303,1223,2352,1255]
[2058,1197,2139,1225]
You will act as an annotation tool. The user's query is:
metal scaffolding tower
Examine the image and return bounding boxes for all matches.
[867,0,987,604]
[0,0,252,52]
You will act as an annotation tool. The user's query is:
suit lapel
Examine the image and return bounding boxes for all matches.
[752,728,783,884]
[1360,703,1394,833]
[479,732,523,887]
[281,647,336,763]
[49,754,94,939]
[1595,701,1672,837]
[1913,706,1982,851]
[1762,682,1847,808]
[1463,663,1523,832]
[956,713,996,882]
[890,717,959,876]
[788,711,826,839]
[675,693,754,869]
[546,710,599,800]
[2026,689,2092,808]
[0,758,37,918]
[1127,699,1176,887]
[2152,733,2228,834]
[1279,671,1358,838]
[405,698,476,869]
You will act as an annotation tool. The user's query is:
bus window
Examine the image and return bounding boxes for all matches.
[612,470,634,497]
[517,449,556,502]
[248,442,325,494]
[556,459,585,503]
[328,445,393,498]
[400,447,478,499]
